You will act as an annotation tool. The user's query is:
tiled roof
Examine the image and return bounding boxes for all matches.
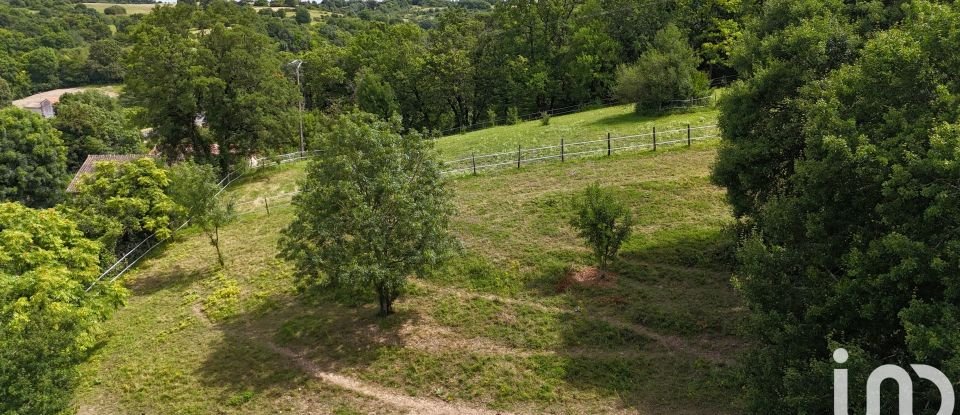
[66,154,151,193]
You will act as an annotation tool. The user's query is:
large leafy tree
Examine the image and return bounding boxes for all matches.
[279,113,453,316]
[53,91,145,171]
[719,1,960,413]
[62,158,180,263]
[124,4,207,163]
[197,23,297,175]
[0,107,68,208]
[0,202,125,415]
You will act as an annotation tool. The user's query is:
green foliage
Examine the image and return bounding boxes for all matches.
[712,0,866,218]
[198,23,297,174]
[0,107,68,208]
[104,5,126,15]
[570,183,633,275]
[63,158,180,262]
[87,39,125,83]
[167,161,236,267]
[53,91,144,171]
[486,108,497,127]
[23,47,60,89]
[279,112,453,316]
[353,69,399,120]
[294,6,311,24]
[614,24,709,115]
[124,5,206,163]
[0,202,125,415]
[126,4,297,172]
[717,2,960,413]
[539,111,550,126]
[506,106,520,125]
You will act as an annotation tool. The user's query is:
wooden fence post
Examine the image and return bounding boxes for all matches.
[517,145,521,168]
[264,197,270,215]
[607,132,611,156]
[653,126,657,151]
[472,152,477,175]
[687,124,691,147]
[561,138,565,162]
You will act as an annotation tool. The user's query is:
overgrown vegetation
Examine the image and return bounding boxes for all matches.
[713,1,960,413]
[0,203,125,415]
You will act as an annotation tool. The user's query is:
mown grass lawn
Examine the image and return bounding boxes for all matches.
[75,114,743,414]
[434,104,718,160]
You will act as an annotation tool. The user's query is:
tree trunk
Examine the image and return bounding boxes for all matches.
[211,227,224,267]
[376,283,394,317]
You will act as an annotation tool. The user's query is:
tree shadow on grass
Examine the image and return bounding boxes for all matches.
[530,231,744,413]
[125,264,216,296]
[195,290,418,404]
[585,111,652,128]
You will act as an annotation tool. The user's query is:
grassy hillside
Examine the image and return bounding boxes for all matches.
[434,104,718,160]
[75,112,741,414]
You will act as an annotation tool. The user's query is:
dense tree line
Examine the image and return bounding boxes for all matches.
[300,0,741,133]
[0,0,133,100]
[713,0,960,413]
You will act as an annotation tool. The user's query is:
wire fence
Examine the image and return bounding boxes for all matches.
[87,123,720,290]
[84,150,324,292]
[440,123,719,176]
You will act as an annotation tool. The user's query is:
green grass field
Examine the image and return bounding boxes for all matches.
[74,108,742,414]
[434,104,718,160]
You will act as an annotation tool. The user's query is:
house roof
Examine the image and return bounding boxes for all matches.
[66,154,150,193]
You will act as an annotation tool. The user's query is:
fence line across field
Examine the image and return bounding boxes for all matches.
[87,124,720,292]
[441,123,718,175]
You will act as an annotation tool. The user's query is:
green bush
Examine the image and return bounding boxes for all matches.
[614,24,708,115]
[540,111,550,126]
[569,183,633,276]
[506,106,520,125]
[486,108,497,127]
[103,5,126,15]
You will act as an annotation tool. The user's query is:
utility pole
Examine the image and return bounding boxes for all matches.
[288,59,305,156]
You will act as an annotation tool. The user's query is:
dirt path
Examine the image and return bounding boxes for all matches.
[415,280,736,364]
[191,302,514,415]
[265,343,513,415]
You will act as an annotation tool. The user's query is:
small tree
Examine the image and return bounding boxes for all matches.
[506,106,520,125]
[168,162,236,267]
[294,6,311,24]
[279,112,453,316]
[540,111,551,126]
[486,108,497,127]
[569,183,634,277]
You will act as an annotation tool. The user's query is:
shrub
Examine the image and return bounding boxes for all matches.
[569,183,634,276]
[540,111,550,126]
[103,5,126,15]
[486,108,497,127]
[506,106,520,125]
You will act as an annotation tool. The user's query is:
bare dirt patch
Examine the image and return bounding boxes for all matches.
[555,265,618,293]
